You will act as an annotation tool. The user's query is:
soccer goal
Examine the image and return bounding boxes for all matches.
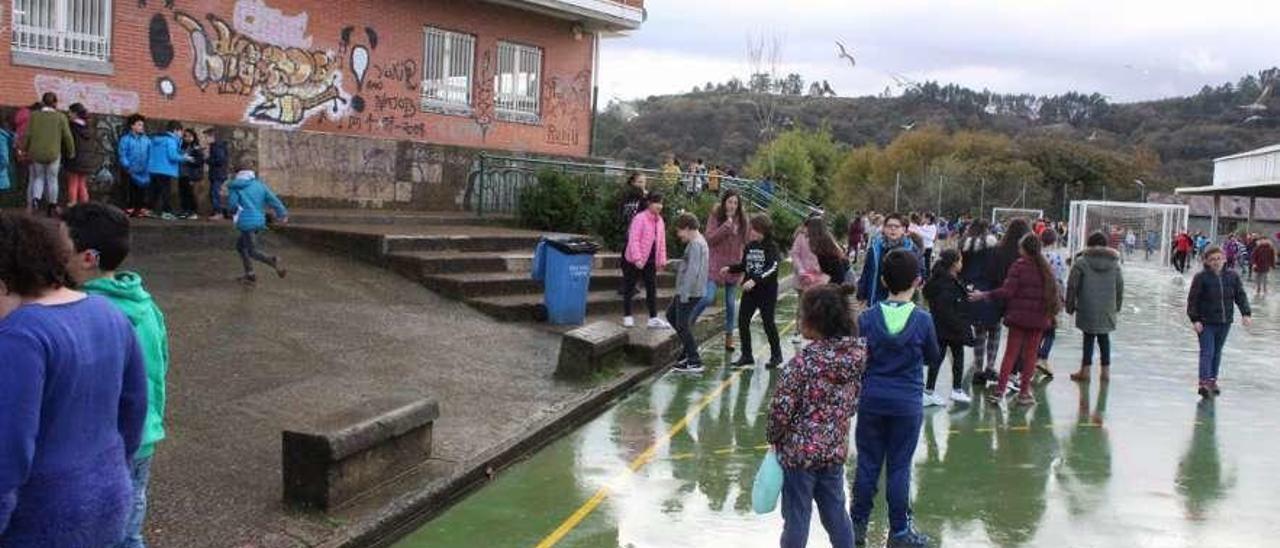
[992,208,1044,227]
[1066,201,1189,267]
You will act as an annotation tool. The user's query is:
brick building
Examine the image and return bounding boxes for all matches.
[1,0,644,209]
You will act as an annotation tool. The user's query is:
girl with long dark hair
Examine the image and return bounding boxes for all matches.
[692,189,748,350]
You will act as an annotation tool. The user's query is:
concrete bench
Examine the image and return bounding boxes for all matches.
[282,395,440,510]
[555,321,629,380]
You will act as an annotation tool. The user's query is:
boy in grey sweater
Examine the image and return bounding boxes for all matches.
[669,212,710,372]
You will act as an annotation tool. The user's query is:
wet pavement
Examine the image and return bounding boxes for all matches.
[397,264,1280,547]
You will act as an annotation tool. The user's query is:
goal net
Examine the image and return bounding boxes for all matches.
[1066,201,1189,268]
[992,208,1044,227]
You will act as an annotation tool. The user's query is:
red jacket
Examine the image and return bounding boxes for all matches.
[987,256,1054,330]
[1254,243,1275,273]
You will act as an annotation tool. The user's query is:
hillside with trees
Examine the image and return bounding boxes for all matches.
[592,69,1280,219]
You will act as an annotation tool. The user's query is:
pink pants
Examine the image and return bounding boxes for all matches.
[997,326,1043,395]
[66,172,90,205]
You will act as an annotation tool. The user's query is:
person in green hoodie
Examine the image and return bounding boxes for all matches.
[62,203,169,548]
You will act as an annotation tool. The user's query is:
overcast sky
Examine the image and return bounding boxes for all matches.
[597,0,1280,104]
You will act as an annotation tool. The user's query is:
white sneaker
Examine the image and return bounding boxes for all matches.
[951,389,972,404]
[923,391,943,407]
[1008,381,1020,394]
[623,316,635,328]
[647,317,672,329]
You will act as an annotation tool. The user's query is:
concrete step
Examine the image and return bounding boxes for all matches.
[383,234,547,254]
[287,209,514,227]
[466,289,680,323]
[422,270,674,299]
[386,250,626,277]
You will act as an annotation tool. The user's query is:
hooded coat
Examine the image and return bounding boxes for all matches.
[83,272,169,459]
[766,336,866,469]
[857,303,942,416]
[1066,246,1124,334]
[960,234,1002,326]
[228,170,288,232]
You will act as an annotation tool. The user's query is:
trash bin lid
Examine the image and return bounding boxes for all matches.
[545,237,600,255]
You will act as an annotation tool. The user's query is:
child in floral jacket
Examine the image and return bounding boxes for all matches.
[767,284,866,548]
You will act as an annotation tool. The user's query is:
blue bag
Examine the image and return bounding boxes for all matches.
[752,448,783,514]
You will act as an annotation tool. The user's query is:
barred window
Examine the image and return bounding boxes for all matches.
[421,27,475,111]
[495,41,542,120]
[11,0,112,62]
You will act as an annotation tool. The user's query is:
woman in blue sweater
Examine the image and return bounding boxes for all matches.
[0,212,148,546]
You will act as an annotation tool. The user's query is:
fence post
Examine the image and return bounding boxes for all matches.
[477,153,487,218]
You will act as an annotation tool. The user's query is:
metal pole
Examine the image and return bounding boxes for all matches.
[1021,180,1027,208]
[477,153,487,217]
[980,178,986,218]
[894,171,901,212]
[937,174,943,215]
[1062,181,1068,221]
[1248,195,1256,235]
[1211,194,1221,242]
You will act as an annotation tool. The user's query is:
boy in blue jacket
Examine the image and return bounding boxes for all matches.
[146,121,187,220]
[227,159,288,284]
[849,248,939,548]
[117,115,151,217]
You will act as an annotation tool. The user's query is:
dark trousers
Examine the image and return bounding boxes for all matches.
[737,286,781,361]
[1173,250,1189,273]
[850,412,923,534]
[149,174,173,214]
[209,177,227,217]
[621,255,658,318]
[997,326,1043,395]
[125,182,149,211]
[666,298,701,364]
[782,465,853,548]
[1197,323,1231,382]
[927,340,964,391]
[178,176,199,214]
[923,247,934,273]
[236,230,276,275]
[1082,332,1111,366]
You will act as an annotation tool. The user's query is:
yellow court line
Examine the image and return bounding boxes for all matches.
[534,319,796,548]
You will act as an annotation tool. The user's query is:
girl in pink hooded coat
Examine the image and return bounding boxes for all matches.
[623,192,669,328]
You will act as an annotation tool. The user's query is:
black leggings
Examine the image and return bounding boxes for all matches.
[737,287,781,360]
[149,175,173,214]
[178,176,199,214]
[621,255,657,318]
[928,340,965,391]
[1082,332,1111,366]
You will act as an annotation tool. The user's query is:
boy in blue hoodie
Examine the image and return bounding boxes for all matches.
[146,121,187,220]
[227,158,289,284]
[117,114,151,217]
[62,203,170,548]
[849,248,939,548]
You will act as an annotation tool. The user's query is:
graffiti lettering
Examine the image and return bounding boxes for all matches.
[372,93,417,118]
[372,60,418,91]
[545,124,580,147]
[33,75,140,116]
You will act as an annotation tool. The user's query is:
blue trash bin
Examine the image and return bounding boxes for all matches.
[532,237,600,325]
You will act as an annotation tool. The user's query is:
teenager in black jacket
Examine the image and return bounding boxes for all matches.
[923,249,975,405]
[725,213,783,368]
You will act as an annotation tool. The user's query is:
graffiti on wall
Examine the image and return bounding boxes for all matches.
[33,75,141,116]
[541,70,591,147]
[232,0,312,49]
[148,14,174,68]
[173,12,348,128]
[471,50,496,141]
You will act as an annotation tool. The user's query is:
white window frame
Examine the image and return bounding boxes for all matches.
[421,26,476,113]
[495,40,542,122]
[10,0,112,68]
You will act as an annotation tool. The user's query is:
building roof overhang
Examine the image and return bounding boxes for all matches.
[1175,181,1280,199]
[482,0,645,32]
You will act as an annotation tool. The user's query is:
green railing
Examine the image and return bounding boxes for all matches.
[467,154,822,219]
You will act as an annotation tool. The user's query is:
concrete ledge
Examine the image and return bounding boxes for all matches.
[555,321,629,380]
[283,396,441,511]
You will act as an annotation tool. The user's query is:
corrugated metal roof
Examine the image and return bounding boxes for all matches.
[1151,191,1280,221]
[1214,142,1280,163]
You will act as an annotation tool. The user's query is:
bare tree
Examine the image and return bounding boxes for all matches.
[746,32,784,177]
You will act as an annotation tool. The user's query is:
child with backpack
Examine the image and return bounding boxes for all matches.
[227,159,289,284]
[724,214,784,368]
[668,212,709,373]
[768,285,865,548]
[849,249,939,548]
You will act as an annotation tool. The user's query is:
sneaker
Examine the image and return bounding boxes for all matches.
[886,526,932,548]
[160,212,177,221]
[971,369,990,386]
[1211,379,1221,396]
[765,356,784,369]
[647,317,672,329]
[1198,384,1212,399]
[1008,380,1020,394]
[985,391,1005,405]
[852,520,868,547]
[1036,360,1054,380]
[238,273,258,286]
[732,355,756,368]
[1014,393,1037,406]
[272,257,287,278]
[673,361,704,373]
[622,316,635,328]
[951,389,971,404]
[923,391,943,407]
[188,213,200,220]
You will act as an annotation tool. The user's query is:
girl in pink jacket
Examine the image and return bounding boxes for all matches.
[623,193,669,328]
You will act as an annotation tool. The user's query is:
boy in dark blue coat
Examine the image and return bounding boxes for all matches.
[850,248,940,548]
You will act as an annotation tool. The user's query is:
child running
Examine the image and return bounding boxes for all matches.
[971,233,1060,406]
[227,159,288,284]
[668,212,709,373]
[724,214,783,368]
[62,203,170,548]
[1187,246,1252,398]
[767,285,866,548]
[850,249,939,548]
[622,192,669,329]
[922,249,973,406]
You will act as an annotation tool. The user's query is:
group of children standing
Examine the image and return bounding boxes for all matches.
[117,114,230,221]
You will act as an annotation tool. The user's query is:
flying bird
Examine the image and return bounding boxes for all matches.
[1087,130,1098,142]
[900,120,916,131]
[835,40,856,68]
[1243,115,1264,124]
[1239,81,1274,112]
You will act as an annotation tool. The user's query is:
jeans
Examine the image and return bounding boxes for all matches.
[28,160,60,206]
[1082,332,1111,366]
[116,455,153,548]
[850,412,923,534]
[782,465,853,548]
[209,177,226,217]
[666,298,701,364]
[997,326,1043,395]
[1037,326,1056,360]
[237,230,276,276]
[1197,323,1231,382]
[690,280,738,333]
